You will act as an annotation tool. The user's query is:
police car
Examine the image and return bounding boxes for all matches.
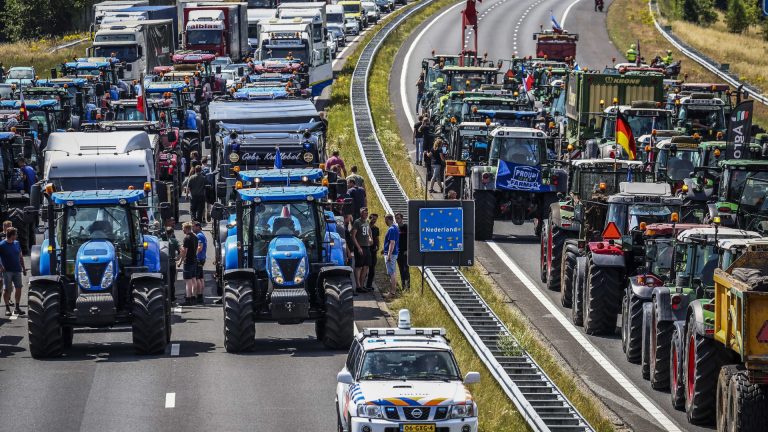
[335,310,480,432]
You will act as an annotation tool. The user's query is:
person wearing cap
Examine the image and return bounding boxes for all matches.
[193,221,207,304]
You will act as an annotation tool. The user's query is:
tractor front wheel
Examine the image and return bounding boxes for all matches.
[223,279,256,353]
[622,291,644,363]
[560,241,578,308]
[132,279,168,355]
[27,283,64,358]
[546,225,567,292]
[318,276,354,349]
[650,301,673,390]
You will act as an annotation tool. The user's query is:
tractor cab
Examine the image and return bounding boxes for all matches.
[653,136,701,187]
[0,99,59,148]
[673,93,726,136]
[108,99,145,121]
[714,159,768,231]
[212,183,353,352]
[591,102,673,159]
[61,57,124,88]
[637,223,707,286]
[17,87,77,129]
[448,121,495,163]
[27,188,172,358]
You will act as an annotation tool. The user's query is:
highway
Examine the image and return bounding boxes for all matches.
[0,20,390,432]
[390,0,711,431]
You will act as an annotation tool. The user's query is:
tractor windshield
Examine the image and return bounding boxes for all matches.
[602,111,672,139]
[51,176,147,192]
[249,201,324,259]
[114,106,145,121]
[489,136,542,166]
[647,238,674,279]
[678,105,725,131]
[58,205,139,273]
[656,148,700,181]
[576,170,631,201]
[606,203,675,234]
[722,169,768,203]
[674,243,719,287]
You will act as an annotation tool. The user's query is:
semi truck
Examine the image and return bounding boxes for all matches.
[277,2,327,44]
[258,20,332,97]
[247,8,277,50]
[89,19,174,81]
[101,5,179,47]
[92,0,148,29]
[182,3,249,60]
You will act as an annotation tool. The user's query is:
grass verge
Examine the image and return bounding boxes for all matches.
[606,0,768,127]
[0,34,91,76]
[361,1,617,431]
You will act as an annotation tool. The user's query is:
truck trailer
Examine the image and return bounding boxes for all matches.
[182,3,249,60]
[89,19,174,82]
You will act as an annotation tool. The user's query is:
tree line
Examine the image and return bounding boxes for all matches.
[660,0,768,38]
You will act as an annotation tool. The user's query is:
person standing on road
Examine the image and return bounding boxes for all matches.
[413,116,425,165]
[326,150,347,177]
[423,142,433,180]
[346,165,365,189]
[382,214,399,299]
[395,212,410,290]
[186,165,207,224]
[193,221,207,305]
[351,207,372,293]
[365,213,379,291]
[429,140,444,193]
[179,222,198,306]
[416,76,425,112]
[0,228,26,316]
[346,179,366,221]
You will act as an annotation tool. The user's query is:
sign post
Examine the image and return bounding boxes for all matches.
[408,200,475,268]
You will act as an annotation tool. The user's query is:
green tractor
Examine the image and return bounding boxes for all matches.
[710,159,768,233]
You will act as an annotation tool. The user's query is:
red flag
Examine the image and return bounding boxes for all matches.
[137,95,145,114]
[525,74,534,92]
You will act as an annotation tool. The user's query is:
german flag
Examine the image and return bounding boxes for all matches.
[616,111,636,160]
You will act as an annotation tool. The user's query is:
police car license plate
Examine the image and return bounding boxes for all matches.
[402,425,435,432]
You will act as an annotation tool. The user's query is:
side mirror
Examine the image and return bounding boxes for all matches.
[204,136,211,149]
[137,45,143,57]
[464,372,481,384]
[29,183,43,208]
[125,63,133,72]
[211,202,226,221]
[337,370,355,385]
[238,66,244,76]
[117,68,125,79]
[159,201,172,221]
[166,131,178,142]
[216,66,222,74]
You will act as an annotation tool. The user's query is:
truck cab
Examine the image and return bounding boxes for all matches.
[339,1,365,29]
[90,20,175,81]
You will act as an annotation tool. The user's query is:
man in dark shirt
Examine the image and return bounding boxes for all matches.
[346,179,366,221]
[186,165,207,223]
[413,116,425,165]
[179,222,198,306]
[351,208,372,293]
[383,214,400,297]
[193,221,207,305]
[395,213,410,290]
[0,228,26,316]
[17,158,36,194]
[365,213,379,291]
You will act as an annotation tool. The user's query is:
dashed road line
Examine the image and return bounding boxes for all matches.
[170,343,180,356]
[165,393,176,408]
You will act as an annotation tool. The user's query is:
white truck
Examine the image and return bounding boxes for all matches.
[92,0,149,29]
[325,4,345,26]
[247,9,277,50]
[276,2,327,44]
[89,19,174,81]
[258,20,332,97]
[43,131,156,197]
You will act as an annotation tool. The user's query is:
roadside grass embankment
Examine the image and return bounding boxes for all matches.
[339,0,618,430]
[0,34,91,77]
[606,0,768,126]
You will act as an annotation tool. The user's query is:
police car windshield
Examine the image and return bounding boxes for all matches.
[358,350,460,381]
[489,136,541,166]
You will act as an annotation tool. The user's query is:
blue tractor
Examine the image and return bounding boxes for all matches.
[27,189,173,358]
[211,182,353,352]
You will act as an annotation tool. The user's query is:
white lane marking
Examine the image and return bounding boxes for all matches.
[9,313,18,320]
[170,343,180,356]
[165,393,176,408]
[486,241,683,432]
[400,0,481,126]
[560,0,582,27]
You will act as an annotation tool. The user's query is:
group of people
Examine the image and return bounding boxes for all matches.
[625,44,674,66]
[326,151,411,298]
[413,115,448,194]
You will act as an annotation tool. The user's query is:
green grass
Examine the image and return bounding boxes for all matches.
[0,33,91,77]
[328,0,618,430]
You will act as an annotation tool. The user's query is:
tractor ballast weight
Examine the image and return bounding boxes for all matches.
[27,189,171,358]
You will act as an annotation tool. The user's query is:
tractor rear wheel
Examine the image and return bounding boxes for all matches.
[650,302,673,390]
[132,280,168,355]
[726,366,768,432]
[473,191,496,241]
[670,326,686,410]
[318,276,354,349]
[622,291,644,363]
[27,283,64,358]
[560,241,578,308]
[223,279,255,353]
[641,303,652,380]
[583,257,622,335]
[684,316,728,425]
[546,225,567,292]
[717,365,738,432]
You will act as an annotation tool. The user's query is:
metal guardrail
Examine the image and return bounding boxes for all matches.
[349,2,593,431]
[648,0,768,106]
[48,38,89,54]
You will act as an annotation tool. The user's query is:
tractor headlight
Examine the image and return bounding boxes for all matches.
[357,404,383,418]
[450,404,475,418]
[294,258,307,284]
[270,257,284,284]
[101,262,114,287]
[77,263,91,289]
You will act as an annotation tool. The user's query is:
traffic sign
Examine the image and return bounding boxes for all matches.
[764,0,768,16]
[419,207,464,253]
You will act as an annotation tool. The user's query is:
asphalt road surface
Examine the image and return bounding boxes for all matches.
[0,14,394,432]
[391,0,711,431]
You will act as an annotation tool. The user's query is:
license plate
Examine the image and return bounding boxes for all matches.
[402,425,435,432]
